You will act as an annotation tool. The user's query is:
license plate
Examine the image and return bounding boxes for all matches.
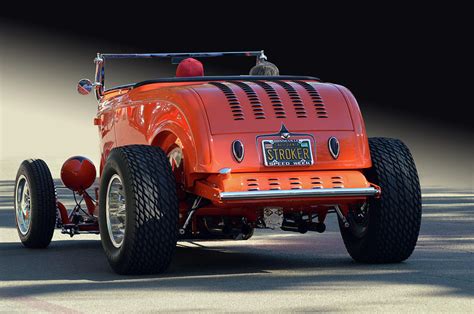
[262,139,314,166]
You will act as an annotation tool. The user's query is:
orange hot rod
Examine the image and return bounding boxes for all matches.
[14,51,421,274]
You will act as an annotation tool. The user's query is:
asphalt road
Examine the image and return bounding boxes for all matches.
[0,180,473,312]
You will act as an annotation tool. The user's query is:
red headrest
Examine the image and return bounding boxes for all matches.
[176,58,204,77]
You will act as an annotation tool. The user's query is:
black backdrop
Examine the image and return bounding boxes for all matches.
[1,4,469,128]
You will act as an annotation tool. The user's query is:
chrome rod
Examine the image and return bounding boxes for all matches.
[220,187,378,201]
[334,205,350,228]
[179,196,202,235]
[99,51,265,59]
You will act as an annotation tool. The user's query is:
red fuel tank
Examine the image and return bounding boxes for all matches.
[61,156,96,191]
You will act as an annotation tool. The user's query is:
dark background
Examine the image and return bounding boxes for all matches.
[0,4,472,188]
[1,4,469,128]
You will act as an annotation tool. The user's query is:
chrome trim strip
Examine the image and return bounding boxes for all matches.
[220,187,378,201]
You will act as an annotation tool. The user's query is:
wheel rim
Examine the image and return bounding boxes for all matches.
[15,175,31,235]
[168,147,183,173]
[106,174,126,248]
[168,146,186,200]
[347,203,370,238]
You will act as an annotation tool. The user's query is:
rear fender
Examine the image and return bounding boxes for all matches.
[333,84,371,168]
[148,100,213,189]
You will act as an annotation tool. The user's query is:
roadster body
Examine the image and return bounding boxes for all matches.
[14,51,422,274]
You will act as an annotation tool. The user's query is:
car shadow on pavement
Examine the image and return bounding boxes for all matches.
[0,239,472,300]
[0,182,472,300]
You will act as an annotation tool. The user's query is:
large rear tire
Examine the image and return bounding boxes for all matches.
[99,145,179,275]
[339,137,422,263]
[14,159,57,248]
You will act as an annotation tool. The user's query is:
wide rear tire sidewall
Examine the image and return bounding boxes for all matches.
[99,146,179,275]
[339,137,422,263]
[99,153,133,272]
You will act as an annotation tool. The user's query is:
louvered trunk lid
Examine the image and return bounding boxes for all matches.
[193,80,354,135]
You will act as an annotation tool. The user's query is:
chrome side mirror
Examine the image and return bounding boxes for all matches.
[77,79,93,95]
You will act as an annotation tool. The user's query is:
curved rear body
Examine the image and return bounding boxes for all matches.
[96,77,374,219]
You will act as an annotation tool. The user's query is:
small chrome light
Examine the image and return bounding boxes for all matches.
[219,168,232,175]
[328,137,340,159]
[232,140,244,162]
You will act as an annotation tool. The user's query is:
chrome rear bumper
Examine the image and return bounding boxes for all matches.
[220,187,379,201]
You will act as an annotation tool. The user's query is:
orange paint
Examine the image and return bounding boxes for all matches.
[97,79,373,215]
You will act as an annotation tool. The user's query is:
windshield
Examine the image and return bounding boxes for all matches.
[95,51,266,92]
[106,55,259,88]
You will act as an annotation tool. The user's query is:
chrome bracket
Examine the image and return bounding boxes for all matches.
[334,205,350,228]
[179,196,202,235]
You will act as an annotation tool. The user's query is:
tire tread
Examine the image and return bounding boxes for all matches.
[341,137,422,263]
[100,145,178,275]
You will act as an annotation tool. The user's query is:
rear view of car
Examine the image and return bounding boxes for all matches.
[13,51,422,274]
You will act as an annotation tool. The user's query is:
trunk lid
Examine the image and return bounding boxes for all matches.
[192,80,353,135]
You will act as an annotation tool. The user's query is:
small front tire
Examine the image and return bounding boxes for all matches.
[14,159,57,248]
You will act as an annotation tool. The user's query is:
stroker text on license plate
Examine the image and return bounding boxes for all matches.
[262,139,314,167]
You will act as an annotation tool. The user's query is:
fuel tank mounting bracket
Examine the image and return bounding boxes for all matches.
[179,196,203,235]
[334,205,350,228]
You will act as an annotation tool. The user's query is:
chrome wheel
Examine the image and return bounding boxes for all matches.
[106,174,126,248]
[168,146,186,200]
[168,147,183,172]
[347,203,370,238]
[15,175,31,235]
